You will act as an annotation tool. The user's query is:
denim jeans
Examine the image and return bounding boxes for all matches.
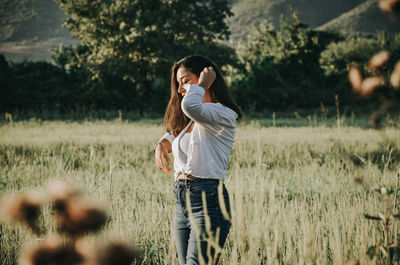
[174,178,231,265]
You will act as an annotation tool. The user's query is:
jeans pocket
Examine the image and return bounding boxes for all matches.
[188,184,218,210]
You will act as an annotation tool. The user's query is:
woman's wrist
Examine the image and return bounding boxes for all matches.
[154,141,164,151]
[197,67,215,90]
[197,81,209,90]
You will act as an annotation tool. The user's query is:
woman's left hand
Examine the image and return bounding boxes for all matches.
[197,67,216,90]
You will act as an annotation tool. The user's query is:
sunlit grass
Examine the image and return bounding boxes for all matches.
[1,119,400,264]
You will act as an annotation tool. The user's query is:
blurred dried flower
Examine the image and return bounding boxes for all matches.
[74,238,97,263]
[349,66,363,93]
[390,61,400,88]
[54,196,107,237]
[20,236,84,265]
[96,242,143,265]
[380,0,400,15]
[368,50,390,72]
[0,193,42,234]
[2,180,144,265]
[47,180,107,237]
[47,179,81,202]
[46,179,107,236]
[360,76,383,97]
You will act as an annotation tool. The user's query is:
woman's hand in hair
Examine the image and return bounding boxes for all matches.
[155,140,172,174]
[197,67,216,90]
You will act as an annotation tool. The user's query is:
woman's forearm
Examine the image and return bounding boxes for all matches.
[161,138,172,153]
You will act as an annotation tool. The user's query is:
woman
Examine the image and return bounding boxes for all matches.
[154,55,241,265]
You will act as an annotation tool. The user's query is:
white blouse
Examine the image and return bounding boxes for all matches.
[159,84,238,180]
[171,127,192,179]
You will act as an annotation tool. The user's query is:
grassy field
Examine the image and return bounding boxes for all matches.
[1,118,400,264]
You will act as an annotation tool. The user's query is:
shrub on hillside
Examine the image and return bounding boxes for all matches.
[231,10,342,112]
[320,32,400,114]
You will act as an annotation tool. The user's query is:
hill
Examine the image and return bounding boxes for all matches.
[227,0,366,43]
[0,0,77,61]
[318,0,400,34]
[0,0,399,62]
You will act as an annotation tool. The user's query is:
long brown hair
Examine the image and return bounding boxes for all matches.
[164,55,242,136]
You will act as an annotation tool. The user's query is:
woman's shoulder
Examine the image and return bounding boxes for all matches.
[201,102,238,127]
[214,103,238,118]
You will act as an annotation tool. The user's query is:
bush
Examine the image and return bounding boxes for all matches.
[320,32,400,110]
[231,10,342,112]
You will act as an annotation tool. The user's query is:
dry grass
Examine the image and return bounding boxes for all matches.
[1,119,400,264]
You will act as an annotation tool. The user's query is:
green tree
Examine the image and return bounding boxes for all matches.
[232,10,341,112]
[55,0,236,112]
[320,32,400,76]
[320,32,400,124]
[0,54,13,110]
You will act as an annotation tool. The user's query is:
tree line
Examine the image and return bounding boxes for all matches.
[0,0,399,117]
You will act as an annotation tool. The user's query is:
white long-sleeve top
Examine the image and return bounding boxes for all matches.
[159,84,238,180]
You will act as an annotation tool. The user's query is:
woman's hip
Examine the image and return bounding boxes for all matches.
[174,178,230,214]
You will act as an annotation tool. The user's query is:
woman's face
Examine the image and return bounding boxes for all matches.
[176,67,199,97]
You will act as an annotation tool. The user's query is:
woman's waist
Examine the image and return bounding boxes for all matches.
[175,172,225,181]
[176,172,197,180]
[175,173,223,185]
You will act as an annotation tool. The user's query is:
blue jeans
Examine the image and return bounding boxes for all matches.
[174,178,231,265]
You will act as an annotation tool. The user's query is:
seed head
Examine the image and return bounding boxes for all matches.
[47,179,80,202]
[0,193,42,234]
[20,236,85,265]
[96,242,143,265]
[390,61,400,88]
[349,66,363,93]
[54,196,107,237]
[360,77,383,97]
[368,51,390,72]
[47,180,107,237]
[74,238,97,263]
[380,0,400,15]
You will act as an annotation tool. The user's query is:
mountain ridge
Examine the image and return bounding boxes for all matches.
[318,0,400,34]
[1,0,399,62]
[228,0,367,43]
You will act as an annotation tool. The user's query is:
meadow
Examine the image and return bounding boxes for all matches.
[1,116,400,265]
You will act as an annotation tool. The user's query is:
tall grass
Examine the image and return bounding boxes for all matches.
[1,119,400,264]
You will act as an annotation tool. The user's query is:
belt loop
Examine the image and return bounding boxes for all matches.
[183,171,188,187]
